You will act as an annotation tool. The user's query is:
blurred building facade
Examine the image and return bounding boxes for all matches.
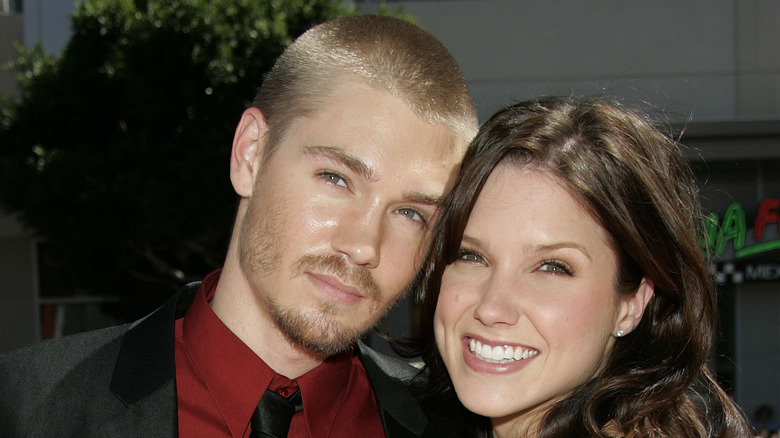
[0,0,36,349]
[1,0,779,422]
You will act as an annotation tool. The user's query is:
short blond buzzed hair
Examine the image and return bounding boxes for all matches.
[253,14,478,154]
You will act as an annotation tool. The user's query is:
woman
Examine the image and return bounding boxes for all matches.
[410,96,751,437]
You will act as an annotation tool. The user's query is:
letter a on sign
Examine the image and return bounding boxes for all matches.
[717,202,746,254]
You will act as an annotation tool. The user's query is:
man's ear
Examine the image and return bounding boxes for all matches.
[614,277,654,337]
[230,107,268,198]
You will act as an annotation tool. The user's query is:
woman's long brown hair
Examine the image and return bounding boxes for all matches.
[405,96,752,437]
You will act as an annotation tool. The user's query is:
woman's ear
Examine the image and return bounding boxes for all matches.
[230,107,268,198]
[614,277,654,337]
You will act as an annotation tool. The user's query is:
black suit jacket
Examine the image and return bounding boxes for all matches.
[0,283,457,437]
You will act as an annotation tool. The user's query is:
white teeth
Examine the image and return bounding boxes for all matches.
[503,346,514,360]
[468,338,539,364]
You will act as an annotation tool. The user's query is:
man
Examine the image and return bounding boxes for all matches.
[0,15,477,437]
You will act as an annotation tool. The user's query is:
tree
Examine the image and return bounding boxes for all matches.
[0,0,354,320]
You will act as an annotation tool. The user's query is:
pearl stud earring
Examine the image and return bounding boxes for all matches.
[616,329,625,337]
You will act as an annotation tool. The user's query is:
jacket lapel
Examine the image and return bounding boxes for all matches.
[357,342,427,438]
[106,283,200,436]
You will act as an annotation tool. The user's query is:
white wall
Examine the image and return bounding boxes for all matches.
[22,0,75,55]
[363,0,780,125]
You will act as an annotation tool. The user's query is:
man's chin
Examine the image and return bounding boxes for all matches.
[271,306,371,356]
[296,331,363,356]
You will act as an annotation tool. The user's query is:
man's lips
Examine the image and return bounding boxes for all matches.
[306,272,364,305]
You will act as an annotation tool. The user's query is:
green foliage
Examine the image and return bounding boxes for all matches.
[0,0,353,319]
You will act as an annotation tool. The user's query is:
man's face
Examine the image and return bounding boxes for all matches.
[238,79,462,356]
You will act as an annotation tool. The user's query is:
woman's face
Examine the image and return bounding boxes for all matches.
[434,166,631,434]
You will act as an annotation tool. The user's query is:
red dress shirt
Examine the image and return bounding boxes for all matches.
[174,270,386,437]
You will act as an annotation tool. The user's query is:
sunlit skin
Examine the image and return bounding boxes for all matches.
[434,166,652,437]
[211,78,464,379]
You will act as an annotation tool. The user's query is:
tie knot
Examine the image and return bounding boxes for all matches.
[250,387,303,438]
[269,375,300,399]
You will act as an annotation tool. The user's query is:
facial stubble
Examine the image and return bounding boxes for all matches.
[238,195,404,356]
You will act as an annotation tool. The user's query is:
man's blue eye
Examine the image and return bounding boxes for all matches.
[321,172,347,187]
[397,208,426,224]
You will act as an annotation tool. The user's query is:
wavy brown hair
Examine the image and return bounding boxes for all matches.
[408,96,751,437]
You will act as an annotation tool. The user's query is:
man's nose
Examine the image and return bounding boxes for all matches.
[331,203,383,268]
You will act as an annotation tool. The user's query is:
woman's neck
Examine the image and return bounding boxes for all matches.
[490,396,565,438]
[491,406,545,437]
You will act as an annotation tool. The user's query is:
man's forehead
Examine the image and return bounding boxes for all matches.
[312,76,464,153]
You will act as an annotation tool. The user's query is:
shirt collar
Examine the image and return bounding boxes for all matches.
[296,347,356,436]
[183,269,362,437]
[182,269,274,438]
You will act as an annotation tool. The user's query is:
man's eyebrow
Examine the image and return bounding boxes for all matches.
[303,145,375,182]
[403,192,442,207]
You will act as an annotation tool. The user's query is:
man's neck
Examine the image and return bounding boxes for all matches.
[210,261,327,378]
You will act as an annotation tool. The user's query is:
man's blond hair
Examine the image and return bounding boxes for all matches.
[253,14,478,154]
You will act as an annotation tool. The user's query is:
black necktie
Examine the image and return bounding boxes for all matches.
[249,388,303,438]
